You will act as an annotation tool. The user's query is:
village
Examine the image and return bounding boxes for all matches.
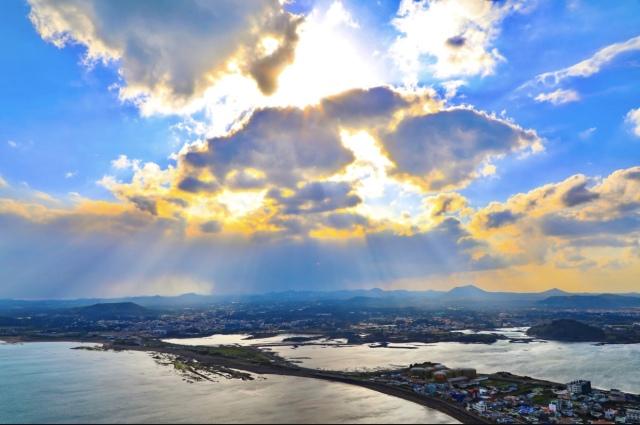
[366,363,640,424]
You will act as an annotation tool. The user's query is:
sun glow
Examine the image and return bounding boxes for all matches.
[266,3,384,108]
[216,189,267,217]
[336,129,426,228]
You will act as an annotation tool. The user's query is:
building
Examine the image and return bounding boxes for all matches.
[567,380,592,396]
[627,409,640,423]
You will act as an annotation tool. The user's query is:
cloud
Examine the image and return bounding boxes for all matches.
[0,205,489,297]
[28,0,302,110]
[324,212,368,230]
[200,220,221,234]
[3,166,640,297]
[561,180,599,207]
[93,87,544,238]
[535,35,640,86]
[425,192,469,218]
[183,107,353,189]
[390,0,528,84]
[111,154,138,170]
[177,177,219,194]
[541,214,640,237]
[578,127,597,140]
[441,80,466,100]
[269,181,361,215]
[626,107,640,137]
[534,89,580,105]
[484,210,522,229]
[0,175,7,188]
[380,108,543,191]
[128,195,158,216]
[468,166,640,274]
[7,140,18,148]
[325,1,360,29]
[181,87,419,191]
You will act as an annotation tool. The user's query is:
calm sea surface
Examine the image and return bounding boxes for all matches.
[0,341,457,424]
[168,329,640,394]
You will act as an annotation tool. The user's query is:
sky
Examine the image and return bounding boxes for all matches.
[1,0,639,298]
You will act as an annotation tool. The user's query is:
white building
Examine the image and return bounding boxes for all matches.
[567,380,592,395]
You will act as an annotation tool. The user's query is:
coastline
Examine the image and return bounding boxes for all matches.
[4,337,639,424]
[117,342,488,424]
[0,337,484,424]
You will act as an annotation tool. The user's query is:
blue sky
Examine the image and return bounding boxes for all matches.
[3,0,639,204]
[0,1,180,200]
[1,0,639,297]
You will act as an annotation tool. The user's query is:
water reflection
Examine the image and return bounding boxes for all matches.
[0,342,457,424]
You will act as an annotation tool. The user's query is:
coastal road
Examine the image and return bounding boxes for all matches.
[120,343,491,425]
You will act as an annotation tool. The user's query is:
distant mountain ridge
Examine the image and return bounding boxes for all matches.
[1,285,638,312]
[537,294,640,309]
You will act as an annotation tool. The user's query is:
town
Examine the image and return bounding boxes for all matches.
[1,289,640,345]
[365,364,640,424]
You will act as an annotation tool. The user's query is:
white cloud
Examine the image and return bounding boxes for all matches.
[0,175,7,188]
[535,35,640,86]
[65,171,77,179]
[626,107,640,137]
[28,0,302,111]
[7,140,18,148]
[325,1,359,29]
[441,80,466,99]
[534,88,580,105]
[390,0,527,85]
[111,154,139,170]
[579,127,597,140]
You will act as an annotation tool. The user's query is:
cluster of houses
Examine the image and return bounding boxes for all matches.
[369,363,640,424]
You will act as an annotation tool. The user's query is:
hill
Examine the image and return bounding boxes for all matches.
[526,319,605,342]
[73,302,153,320]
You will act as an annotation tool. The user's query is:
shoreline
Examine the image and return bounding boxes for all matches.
[4,336,639,424]
[116,342,488,424]
[0,337,485,424]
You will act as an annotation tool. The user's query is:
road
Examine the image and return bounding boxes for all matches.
[117,343,491,424]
